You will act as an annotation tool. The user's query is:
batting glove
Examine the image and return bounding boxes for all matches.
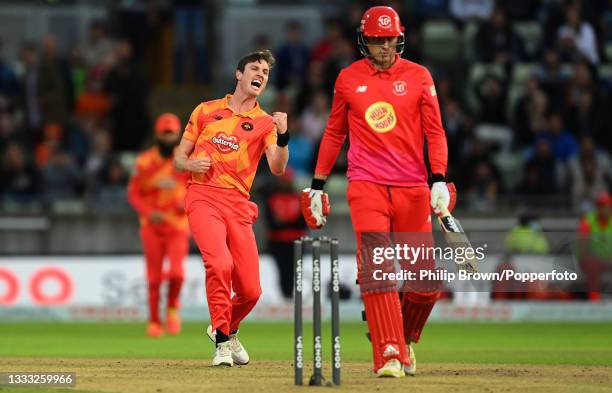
[300,180,330,229]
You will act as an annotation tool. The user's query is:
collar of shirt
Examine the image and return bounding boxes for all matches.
[222,94,262,119]
[366,54,402,76]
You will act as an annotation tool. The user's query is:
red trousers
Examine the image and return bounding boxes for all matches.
[140,225,189,324]
[186,184,261,336]
[347,181,437,371]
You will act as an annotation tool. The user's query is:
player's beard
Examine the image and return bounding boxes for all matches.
[157,141,177,158]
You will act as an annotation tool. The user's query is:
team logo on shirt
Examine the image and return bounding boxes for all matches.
[241,121,254,131]
[378,15,391,28]
[392,81,407,96]
[212,132,240,153]
[364,101,397,133]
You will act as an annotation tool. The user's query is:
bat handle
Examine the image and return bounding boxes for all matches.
[436,199,451,218]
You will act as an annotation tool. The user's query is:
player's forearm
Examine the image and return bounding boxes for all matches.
[268,145,288,175]
[313,128,346,179]
[173,145,192,172]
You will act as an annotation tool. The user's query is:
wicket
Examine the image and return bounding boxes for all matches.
[294,236,341,386]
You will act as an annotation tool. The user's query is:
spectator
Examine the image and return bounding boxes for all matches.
[104,39,149,151]
[295,60,325,115]
[274,20,311,91]
[311,18,343,64]
[569,136,611,212]
[533,112,578,164]
[0,142,39,203]
[84,128,113,199]
[263,169,307,300]
[322,36,355,98]
[96,158,130,211]
[513,77,548,147]
[557,3,600,64]
[474,6,527,64]
[39,34,72,121]
[172,0,209,85]
[450,0,494,24]
[40,148,82,204]
[474,73,508,124]
[35,123,63,168]
[0,40,18,99]
[82,20,114,70]
[299,89,329,143]
[18,43,43,135]
[519,139,560,195]
[534,49,566,111]
[566,88,610,149]
[466,160,500,212]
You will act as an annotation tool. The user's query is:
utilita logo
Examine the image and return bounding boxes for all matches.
[212,132,240,153]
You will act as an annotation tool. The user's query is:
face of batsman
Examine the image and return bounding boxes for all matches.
[366,36,399,69]
[236,60,270,97]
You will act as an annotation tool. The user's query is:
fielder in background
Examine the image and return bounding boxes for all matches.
[127,113,190,338]
[174,50,289,367]
[301,6,455,378]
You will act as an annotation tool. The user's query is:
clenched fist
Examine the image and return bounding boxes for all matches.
[185,157,212,173]
[272,112,287,133]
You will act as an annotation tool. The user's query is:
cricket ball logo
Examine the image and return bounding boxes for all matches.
[364,101,397,133]
[212,132,240,153]
[378,15,391,28]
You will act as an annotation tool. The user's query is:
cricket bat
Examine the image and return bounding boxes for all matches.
[436,200,479,273]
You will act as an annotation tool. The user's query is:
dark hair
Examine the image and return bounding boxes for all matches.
[236,50,275,73]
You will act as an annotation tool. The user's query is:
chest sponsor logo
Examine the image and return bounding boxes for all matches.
[356,85,368,93]
[241,121,254,131]
[364,101,397,133]
[212,132,240,153]
[378,15,391,29]
[393,80,407,96]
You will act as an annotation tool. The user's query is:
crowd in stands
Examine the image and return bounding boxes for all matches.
[0,0,610,214]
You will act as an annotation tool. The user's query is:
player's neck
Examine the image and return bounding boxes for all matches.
[229,89,257,113]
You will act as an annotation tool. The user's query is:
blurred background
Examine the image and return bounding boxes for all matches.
[0,0,611,321]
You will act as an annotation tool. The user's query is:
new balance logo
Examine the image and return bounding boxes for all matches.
[383,344,400,358]
[356,85,368,93]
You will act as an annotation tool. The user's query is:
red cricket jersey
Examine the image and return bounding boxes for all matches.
[315,55,448,186]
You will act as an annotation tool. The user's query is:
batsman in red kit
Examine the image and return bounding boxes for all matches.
[174,50,289,367]
[127,113,190,338]
[301,6,456,377]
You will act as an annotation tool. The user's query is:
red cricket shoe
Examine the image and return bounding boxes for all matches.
[166,308,181,335]
[147,322,164,338]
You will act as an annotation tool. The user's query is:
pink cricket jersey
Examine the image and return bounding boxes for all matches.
[315,55,448,186]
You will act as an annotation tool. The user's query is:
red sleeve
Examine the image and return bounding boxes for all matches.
[314,73,348,177]
[127,159,154,217]
[421,68,448,176]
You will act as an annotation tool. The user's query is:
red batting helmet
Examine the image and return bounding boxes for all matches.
[357,6,405,57]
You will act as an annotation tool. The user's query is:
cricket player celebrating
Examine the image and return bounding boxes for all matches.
[301,6,454,377]
[128,113,190,338]
[174,50,289,366]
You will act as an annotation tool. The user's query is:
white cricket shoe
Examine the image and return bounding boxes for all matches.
[376,359,405,378]
[206,325,249,365]
[212,341,233,367]
[229,333,250,365]
[404,344,416,376]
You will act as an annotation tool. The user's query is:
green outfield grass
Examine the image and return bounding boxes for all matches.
[1,322,612,366]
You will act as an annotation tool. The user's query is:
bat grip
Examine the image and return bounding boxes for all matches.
[436,199,451,217]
